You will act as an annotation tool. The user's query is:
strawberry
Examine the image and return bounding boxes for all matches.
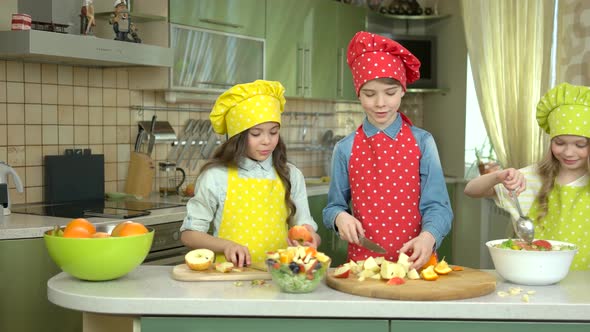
[532,240,552,250]
[386,277,406,285]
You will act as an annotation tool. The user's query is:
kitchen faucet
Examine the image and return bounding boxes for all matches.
[0,161,24,215]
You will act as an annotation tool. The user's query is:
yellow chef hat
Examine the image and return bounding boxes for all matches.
[536,83,590,138]
[209,80,286,138]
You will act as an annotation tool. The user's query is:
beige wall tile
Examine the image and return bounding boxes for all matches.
[0,146,6,162]
[0,60,5,80]
[105,181,117,193]
[116,108,130,125]
[24,63,41,83]
[42,104,58,124]
[88,68,103,87]
[7,125,25,145]
[7,82,25,103]
[73,86,89,106]
[88,87,103,106]
[88,144,103,154]
[116,89,130,107]
[0,125,6,145]
[117,144,131,163]
[166,111,179,126]
[116,68,128,88]
[103,144,117,162]
[104,162,117,181]
[42,84,58,104]
[73,67,89,86]
[0,81,6,102]
[26,186,43,203]
[129,90,142,106]
[0,103,6,123]
[117,162,128,182]
[24,82,42,104]
[43,145,59,157]
[74,106,89,125]
[88,106,103,125]
[25,125,42,145]
[103,107,117,125]
[103,68,117,88]
[103,88,117,107]
[89,126,103,144]
[41,64,58,84]
[25,145,43,166]
[58,125,74,144]
[42,125,58,145]
[10,186,25,204]
[25,104,43,125]
[74,125,89,145]
[142,90,155,106]
[25,166,43,186]
[7,146,25,166]
[57,85,73,105]
[6,61,23,82]
[58,65,73,85]
[103,125,117,143]
[116,125,130,143]
[7,103,24,124]
[154,143,168,161]
[58,105,74,125]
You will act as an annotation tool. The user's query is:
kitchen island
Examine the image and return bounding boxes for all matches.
[48,266,590,332]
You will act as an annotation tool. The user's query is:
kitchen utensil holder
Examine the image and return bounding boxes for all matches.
[125,152,156,198]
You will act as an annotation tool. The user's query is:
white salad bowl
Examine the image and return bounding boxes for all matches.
[486,239,578,286]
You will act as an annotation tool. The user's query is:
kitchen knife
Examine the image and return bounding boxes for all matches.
[359,236,387,254]
[147,115,157,155]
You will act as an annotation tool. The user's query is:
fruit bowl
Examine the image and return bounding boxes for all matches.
[486,239,578,286]
[266,247,331,293]
[44,224,154,281]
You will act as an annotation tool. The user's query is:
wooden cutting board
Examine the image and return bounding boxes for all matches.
[326,267,496,301]
[171,264,271,281]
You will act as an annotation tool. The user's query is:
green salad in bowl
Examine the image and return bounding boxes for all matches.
[266,246,331,293]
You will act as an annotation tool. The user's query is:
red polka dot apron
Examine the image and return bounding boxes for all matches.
[348,115,422,262]
[528,183,590,270]
[216,167,289,264]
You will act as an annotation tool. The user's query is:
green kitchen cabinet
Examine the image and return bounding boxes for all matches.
[391,320,589,332]
[436,182,455,262]
[308,193,348,267]
[0,238,81,332]
[141,317,389,332]
[169,0,266,38]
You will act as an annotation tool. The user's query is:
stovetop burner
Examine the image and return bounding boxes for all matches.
[11,199,185,219]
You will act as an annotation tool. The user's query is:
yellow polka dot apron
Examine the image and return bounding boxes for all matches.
[216,166,289,264]
[348,114,422,262]
[528,183,590,270]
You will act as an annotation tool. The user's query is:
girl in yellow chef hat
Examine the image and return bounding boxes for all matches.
[180,80,321,267]
[464,83,590,270]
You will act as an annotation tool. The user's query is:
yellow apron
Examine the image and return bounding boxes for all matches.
[216,166,289,263]
[528,183,590,270]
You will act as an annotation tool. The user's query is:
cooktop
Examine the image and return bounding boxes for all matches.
[11,199,185,219]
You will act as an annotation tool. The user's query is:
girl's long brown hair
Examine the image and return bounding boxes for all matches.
[197,131,296,224]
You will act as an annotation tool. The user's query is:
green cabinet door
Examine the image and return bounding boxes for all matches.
[308,194,348,267]
[306,0,338,100]
[169,0,266,38]
[142,317,389,332]
[335,3,367,101]
[0,238,81,332]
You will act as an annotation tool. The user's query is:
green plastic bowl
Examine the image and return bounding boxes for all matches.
[44,226,154,281]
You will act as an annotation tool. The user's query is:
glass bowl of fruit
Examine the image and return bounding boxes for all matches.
[266,246,331,293]
[486,238,578,286]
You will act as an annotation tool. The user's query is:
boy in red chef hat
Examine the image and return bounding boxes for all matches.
[323,31,453,269]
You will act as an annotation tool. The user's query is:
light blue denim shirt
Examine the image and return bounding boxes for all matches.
[322,115,453,248]
[181,156,318,235]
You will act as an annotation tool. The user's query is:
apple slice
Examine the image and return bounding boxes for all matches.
[185,248,215,271]
[333,265,351,278]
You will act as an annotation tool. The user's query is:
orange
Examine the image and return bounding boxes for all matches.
[433,258,452,275]
[63,218,96,238]
[110,221,133,236]
[288,225,312,243]
[115,222,149,237]
[420,252,438,271]
[304,246,317,257]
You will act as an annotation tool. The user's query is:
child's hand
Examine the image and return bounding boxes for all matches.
[223,242,251,268]
[334,212,364,245]
[496,168,526,195]
[400,231,436,270]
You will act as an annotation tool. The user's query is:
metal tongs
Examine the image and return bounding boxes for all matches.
[511,190,535,244]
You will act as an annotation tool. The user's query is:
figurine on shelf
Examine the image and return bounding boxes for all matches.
[109,0,141,43]
[80,0,95,35]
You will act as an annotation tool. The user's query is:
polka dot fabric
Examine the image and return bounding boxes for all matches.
[346,31,421,94]
[348,121,422,262]
[536,82,590,138]
[210,80,286,138]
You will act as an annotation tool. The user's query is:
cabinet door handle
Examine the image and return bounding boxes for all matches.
[304,47,311,96]
[199,18,243,29]
[297,46,304,96]
[337,48,344,97]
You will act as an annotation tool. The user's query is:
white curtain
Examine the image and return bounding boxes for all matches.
[461,0,555,169]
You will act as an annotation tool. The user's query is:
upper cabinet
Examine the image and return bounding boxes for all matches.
[170,0,266,38]
[266,0,366,101]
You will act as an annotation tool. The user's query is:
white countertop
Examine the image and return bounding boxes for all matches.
[47,266,590,321]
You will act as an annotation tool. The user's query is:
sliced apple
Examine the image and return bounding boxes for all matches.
[333,265,351,278]
[363,256,380,272]
[215,262,234,273]
[185,248,215,271]
[407,268,420,280]
[380,261,406,280]
[396,252,411,273]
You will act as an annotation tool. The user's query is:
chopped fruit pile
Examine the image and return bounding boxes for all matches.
[265,246,331,293]
[332,253,463,284]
